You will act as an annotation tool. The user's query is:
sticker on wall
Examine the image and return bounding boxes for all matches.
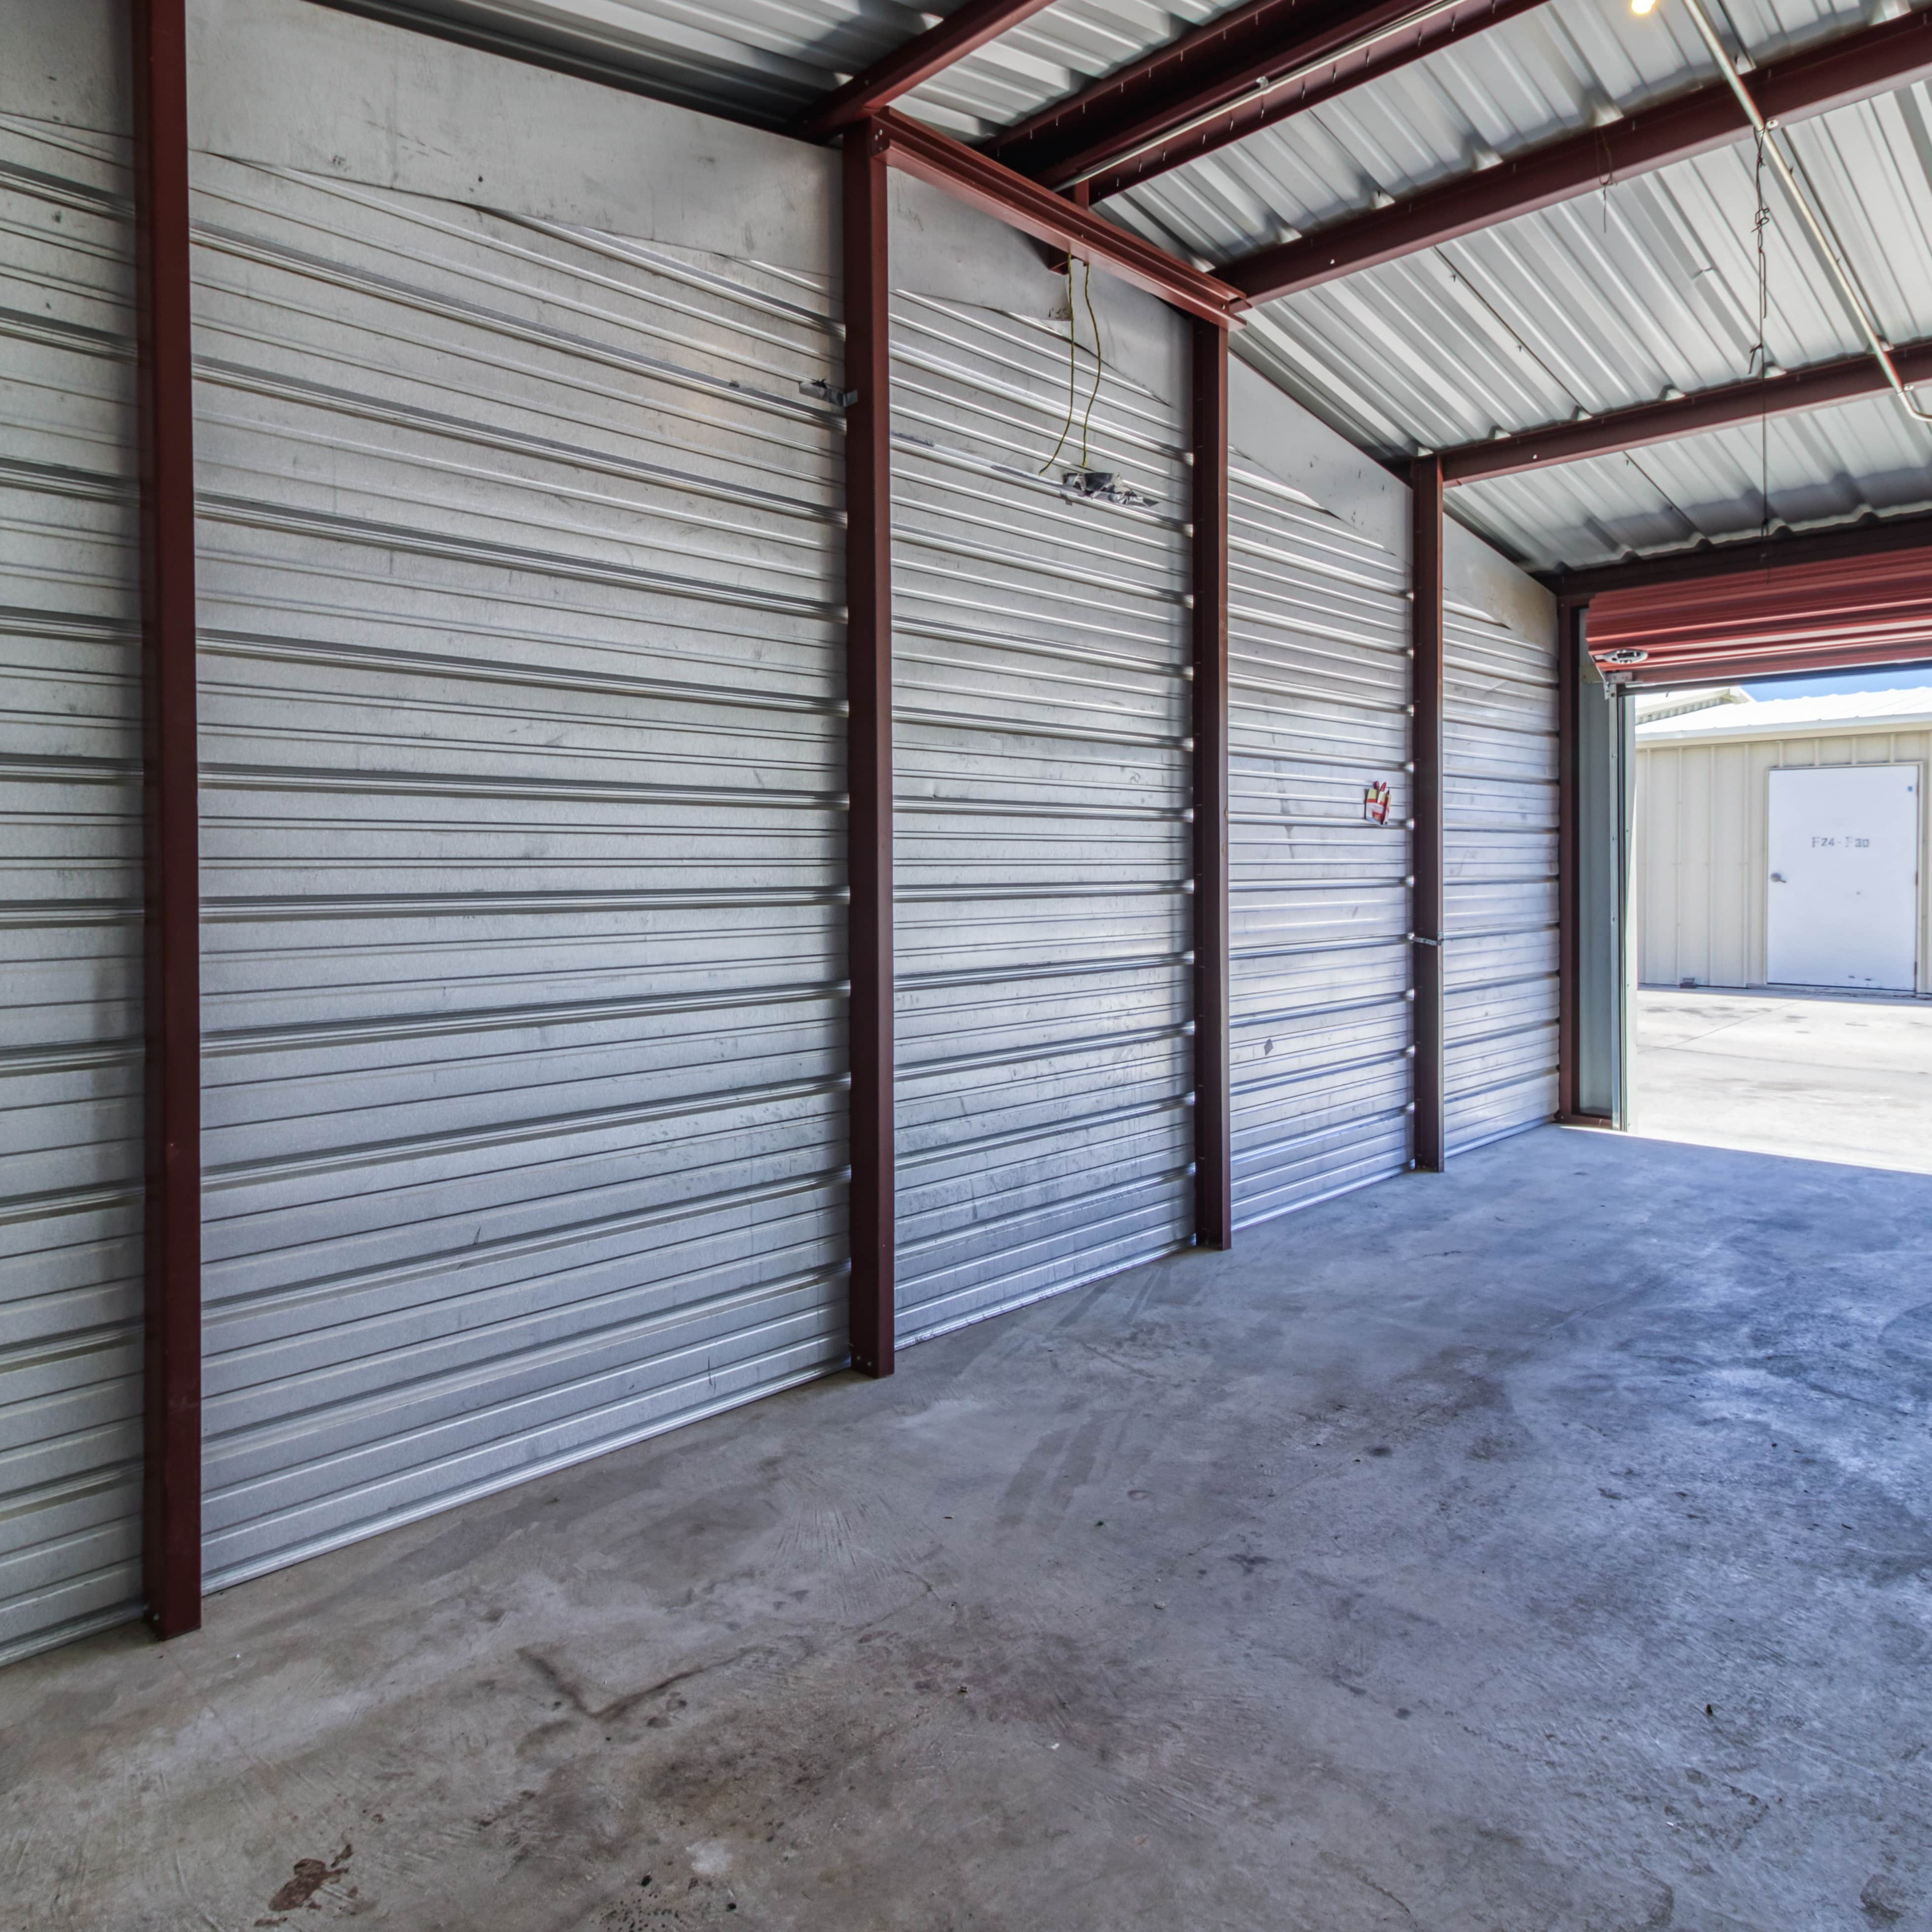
[1364,780,1392,826]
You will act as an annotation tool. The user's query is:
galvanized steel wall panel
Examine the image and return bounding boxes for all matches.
[1224,456,1413,1224]
[890,288,1194,1341]
[188,151,849,1588]
[0,111,146,1665]
[1443,602,1561,1152]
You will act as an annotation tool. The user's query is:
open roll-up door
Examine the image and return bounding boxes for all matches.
[1588,548,1932,686]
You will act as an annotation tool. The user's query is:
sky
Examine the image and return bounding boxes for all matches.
[1741,664,1932,700]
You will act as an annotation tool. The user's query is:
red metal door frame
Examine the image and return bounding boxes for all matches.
[131,0,202,1640]
[1192,321,1231,1247]
[1410,456,1446,1172]
[840,116,1238,1366]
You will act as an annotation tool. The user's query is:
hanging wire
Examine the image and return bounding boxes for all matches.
[1672,0,1932,432]
[1039,259,1082,476]
[1076,258,1104,467]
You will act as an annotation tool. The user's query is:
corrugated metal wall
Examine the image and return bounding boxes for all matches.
[889,288,1195,1342]
[188,151,851,1588]
[1637,727,1932,995]
[1224,457,1414,1224]
[0,111,147,1664]
[1443,601,1562,1153]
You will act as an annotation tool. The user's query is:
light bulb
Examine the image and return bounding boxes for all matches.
[1630,0,1657,12]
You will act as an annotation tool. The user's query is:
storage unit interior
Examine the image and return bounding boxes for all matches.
[4,0,1932,1923]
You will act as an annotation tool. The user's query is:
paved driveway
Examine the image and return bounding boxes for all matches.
[1634,987,1932,1173]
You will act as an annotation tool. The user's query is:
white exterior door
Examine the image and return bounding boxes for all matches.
[1767,765,1920,991]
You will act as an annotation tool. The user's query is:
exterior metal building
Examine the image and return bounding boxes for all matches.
[1637,690,1932,997]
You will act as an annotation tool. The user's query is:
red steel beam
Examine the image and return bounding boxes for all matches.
[799,0,1062,138]
[1443,339,1932,485]
[1224,8,1932,305]
[131,0,202,1639]
[1410,454,1446,1173]
[842,125,896,1378]
[992,0,1547,200]
[1594,635,1932,687]
[871,109,1244,326]
[1555,599,1582,1125]
[1191,319,1232,1248]
[1546,507,1932,600]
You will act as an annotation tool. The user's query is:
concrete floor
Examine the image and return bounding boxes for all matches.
[1635,988,1932,1174]
[6,1126,1932,1932]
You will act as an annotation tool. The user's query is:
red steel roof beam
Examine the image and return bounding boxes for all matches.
[1440,339,1932,485]
[1223,7,1932,305]
[870,109,1245,324]
[799,0,1063,138]
[990,0,1548,198]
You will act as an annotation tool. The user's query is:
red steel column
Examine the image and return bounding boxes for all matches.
[131,0,202,1636]
[1191,319,1231,1246]
[1556,596,1584,1123]
[843,123,895,1375]
[1410,455,1446,1172]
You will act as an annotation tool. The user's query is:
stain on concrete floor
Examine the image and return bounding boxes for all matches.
[3,1126,1931,1930]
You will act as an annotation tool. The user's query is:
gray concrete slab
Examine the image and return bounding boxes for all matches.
[4,1126,1931,1932]
[1635,988,1932,1174]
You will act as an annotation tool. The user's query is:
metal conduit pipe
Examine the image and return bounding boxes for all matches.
[1669,0,1932,432]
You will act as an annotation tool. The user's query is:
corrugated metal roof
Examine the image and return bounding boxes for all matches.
[1637,681,1932,735]
[1099,0,1932,571]
[346,0,1247,131]
[342,0,1932,573]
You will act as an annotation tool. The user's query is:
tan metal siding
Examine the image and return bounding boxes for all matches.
[1638,728,1932,994]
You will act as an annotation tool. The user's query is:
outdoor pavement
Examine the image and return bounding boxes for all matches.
[1634,987,1932,1174]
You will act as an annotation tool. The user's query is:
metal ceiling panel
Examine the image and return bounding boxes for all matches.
[1106,4,1932,569]
[336,0,1245,133]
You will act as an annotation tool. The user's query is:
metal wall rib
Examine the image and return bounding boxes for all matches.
[0,112,146,1665]
[1224,457,1414,1224]
[1442,602,1561,1153]
[889,288,1194,1343]
[188,153,850,1588]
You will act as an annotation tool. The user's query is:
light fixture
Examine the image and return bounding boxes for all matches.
[1630,0,1657,13]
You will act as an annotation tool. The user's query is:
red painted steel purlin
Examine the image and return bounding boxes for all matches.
[843,126,895,1377]
[1191,319,1232,1248]
[131,0,203,1639]
[799,0,1062,137]
[870,110,1243,327]
[1586,547,1932,687]
[1442,340,1932,486]
[1225,7,1932,305]
[1548,508,1932,601]
[1410,455,1446,1174]
[994,0,1547,200]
